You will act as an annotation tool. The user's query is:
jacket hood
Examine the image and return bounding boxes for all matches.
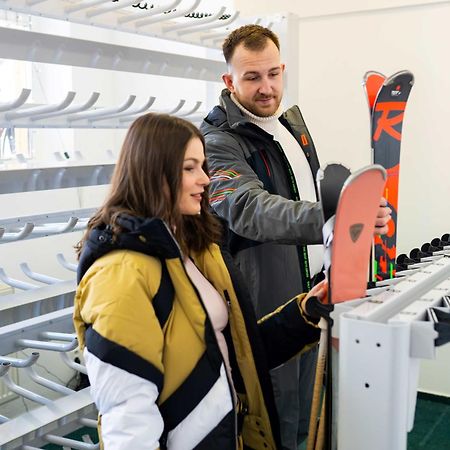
[77,214,181,283]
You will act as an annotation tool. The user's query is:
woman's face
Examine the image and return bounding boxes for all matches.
[179,137,210,215]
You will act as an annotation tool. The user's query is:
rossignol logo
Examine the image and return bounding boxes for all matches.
[349,223,364,243]
[391,84,402,97]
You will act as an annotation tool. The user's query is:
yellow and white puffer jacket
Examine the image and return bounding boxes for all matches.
[74,215,320,450]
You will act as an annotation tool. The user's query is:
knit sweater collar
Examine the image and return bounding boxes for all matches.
[230,93,283,135]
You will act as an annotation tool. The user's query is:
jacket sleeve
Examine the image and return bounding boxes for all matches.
[205,131,323,245]
[256,294,320,369]
[74,257,165,448]
[84,348,163,450]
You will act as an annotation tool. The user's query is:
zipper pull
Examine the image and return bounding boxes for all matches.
[224,290,232,310]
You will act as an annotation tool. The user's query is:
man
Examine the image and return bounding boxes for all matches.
[200,25,390,449]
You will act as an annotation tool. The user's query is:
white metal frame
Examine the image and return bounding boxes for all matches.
[335,256,450,450]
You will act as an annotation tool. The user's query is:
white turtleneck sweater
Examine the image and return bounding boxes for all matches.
[231,94,324,277]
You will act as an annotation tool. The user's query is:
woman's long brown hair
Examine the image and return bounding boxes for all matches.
[77,113,222,257]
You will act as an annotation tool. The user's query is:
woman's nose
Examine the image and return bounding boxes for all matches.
[199,169,210,186]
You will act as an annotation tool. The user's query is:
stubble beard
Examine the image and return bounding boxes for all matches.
[251,94,282,117]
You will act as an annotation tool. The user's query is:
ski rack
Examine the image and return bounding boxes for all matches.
[0,262,94,450]
[0,278,76,326]
[0,0,275,50]
[333,255,450,450]
[0,208,95,242]
[0,23,225,79]
[0,159,114,194]
[0,249,78,326]
[0,3,283,448]
[0,88,206,129]
[0,307,98,450]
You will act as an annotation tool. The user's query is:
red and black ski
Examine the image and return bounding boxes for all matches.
[308,163,387,450]
[363,70,414,280]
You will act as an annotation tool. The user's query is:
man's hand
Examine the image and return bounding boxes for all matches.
[374,197,392,236]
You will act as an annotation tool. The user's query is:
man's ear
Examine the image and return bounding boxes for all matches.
[222,73,235,93]
[281,63,286,73]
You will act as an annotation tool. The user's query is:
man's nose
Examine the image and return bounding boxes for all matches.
[258,77,272,95]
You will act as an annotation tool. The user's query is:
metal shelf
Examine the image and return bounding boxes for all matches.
[0,88,205,129]
[0,207,95,242]
[0,160,114,194]
[0,386,96,450]
[0,0,263,50]
[0,25,226,82]
[0,280,76,327]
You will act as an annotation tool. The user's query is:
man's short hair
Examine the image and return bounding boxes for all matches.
[222,24,280,64]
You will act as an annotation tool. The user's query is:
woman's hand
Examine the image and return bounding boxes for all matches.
[305,280,328,304]
[300,280,333,321]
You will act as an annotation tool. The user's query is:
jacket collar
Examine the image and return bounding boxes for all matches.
[201,89,269,140]
[202,89,301,142]
[77,214,181,283]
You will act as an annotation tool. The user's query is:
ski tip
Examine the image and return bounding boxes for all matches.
[316,162,351,184]
[343,164,387,190]
[363,70,386,81]
[316,163,352,223]
[384,70,414,86]
[362,71,386,110]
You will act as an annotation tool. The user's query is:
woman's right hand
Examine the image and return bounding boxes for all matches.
[300,280,333,321]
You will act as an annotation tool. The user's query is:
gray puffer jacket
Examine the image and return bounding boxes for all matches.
[201,90,324,317]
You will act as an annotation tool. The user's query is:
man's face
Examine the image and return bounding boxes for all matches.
[222,39,285,117]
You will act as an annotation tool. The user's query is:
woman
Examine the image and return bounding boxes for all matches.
[73,113,328,450]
